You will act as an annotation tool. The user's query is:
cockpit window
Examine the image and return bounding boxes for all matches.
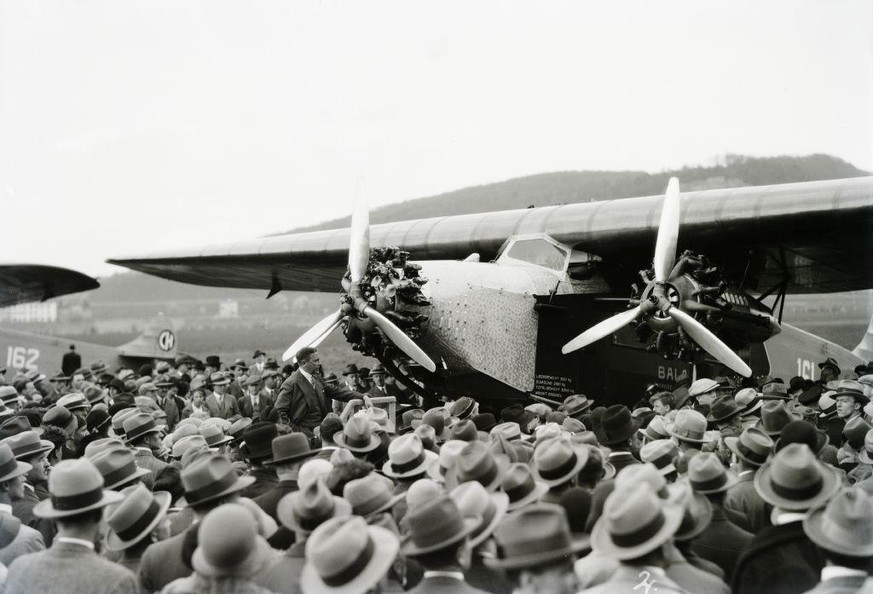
[505,238,567,271]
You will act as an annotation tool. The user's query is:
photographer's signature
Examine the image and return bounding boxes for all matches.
[634,570,658,593]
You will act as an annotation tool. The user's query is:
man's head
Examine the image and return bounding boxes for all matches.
[371,365,386,388]
[650,393,674,416]
[836,393,863,419]
[296,348,321,375]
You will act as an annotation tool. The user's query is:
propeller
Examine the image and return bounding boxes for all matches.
[562,177,752,377]
[283,193,437,372]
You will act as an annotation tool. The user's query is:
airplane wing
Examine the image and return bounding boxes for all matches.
[0,264,100,307]
[108,176,873,295]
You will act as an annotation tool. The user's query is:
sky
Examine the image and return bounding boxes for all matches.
[1,0,871,278]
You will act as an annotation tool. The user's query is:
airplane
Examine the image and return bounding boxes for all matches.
[108,176,873,408]
[0,263,178,377]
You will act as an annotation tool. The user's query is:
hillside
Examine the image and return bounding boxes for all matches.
[285,154,868,233]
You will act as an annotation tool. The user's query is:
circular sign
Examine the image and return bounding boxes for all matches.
[157,330,176,352]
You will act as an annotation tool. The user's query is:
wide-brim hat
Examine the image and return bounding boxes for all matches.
[461,490,509,549]
[33,481,124,519]
[0,454,31,483]
[668,483,713,542]
[724,430,773,468]
[444,445,510,493]
[278,492,352,534]
[531,440,589,487]
[401,514,480,556]
[301,523,399,594]
[595,406,641,446]
[803,490,873,557]
[106,491,172,551]
[754,446,840,511]
[193,533,272,578]
[2,431,54,460]
[382,449,438,480]
[333,430,380,453]
[182,455,257,507]
[506,478,549,511]
[264,433,321,466]
[590,502,683,561]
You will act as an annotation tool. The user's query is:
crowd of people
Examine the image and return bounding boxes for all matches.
[0,346,872,593]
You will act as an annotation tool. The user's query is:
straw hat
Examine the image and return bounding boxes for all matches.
[803,487,873,557]
[278,479,352,534]
[486,503,590,569]
[500,462,549,511]
[531,436,588,487]
[333,416,380,453]
[450,480,508,548]
[401,495,479,556]
[725,427,773,468]
[105,484,172,551]
[32,459,124,519]
[0,443,31,483]
[343,474,405,519]
[382,434,438,479]
[687,452,739,494]
[90,446,152,490]
[192,503,273,578]
[754,443,840,511]
[181,453,255,507]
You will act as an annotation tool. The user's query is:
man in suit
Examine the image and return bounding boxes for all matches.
[4,429,58,546]
[122,413,180,494]
[61,345,81,378]
[259,369,280,403]
[0,443,44,565]
[724,427,774,533]
[274,348,362,436]
[239,375,273,419]
[204,372,242,421]
[3,459,138,594]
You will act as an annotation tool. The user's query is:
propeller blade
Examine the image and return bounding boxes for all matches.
[667,307,752,377]
[310,317,345,349]
[653,177,680,283]
[562,305,642,354]
[282,309,344,361]
[348,189,370,284]
[362,307,437,372]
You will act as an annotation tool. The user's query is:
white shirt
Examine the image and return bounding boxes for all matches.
[56,537,95,551]
[300,368,315,387]
[423,571,464,581]
[821,566,869,581]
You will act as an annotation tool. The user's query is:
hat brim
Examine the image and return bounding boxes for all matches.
[401,516,480,556]
[505,480,550,511]
[754,459,841,511]
[279,495,352,534]
[193,533,272,578]
[707,407,744,424]
[124,427,163,444]
[803,504,873,557]
[363,492,407,520]
[485,532,591,569]
[445,454,510,493]
[859,449,873,465]
[184,475,256,508]
[590,503,684,561]
[106,466,153,490]
[33,489,125,519]
[333,431,381,453]
[466,491,509,549]
[0,460,31,483]
[382,450,439,480]
[425,458,448,483]
[264,448,322,466]
[301,525,400,594]
[11,441,54,461]
[105,491,172,551]
[596,418,642,446]
[673,492,713,541]
[692,470,740,495]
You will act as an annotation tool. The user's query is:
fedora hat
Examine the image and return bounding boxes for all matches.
[596,405,639,446]
[668,481,713,542]
[561,394,594,417]
[590,483,683,560]
[334,415,381,453]
[426,440,467,483]
[449,419,479,442]
[398,409,423,434]
[0,416,37,441]
[401,495,480,556]
[279,478,352,534]
[343,474,405,519]
[490,422,526,442]
[562,417,586,434]
[725,427,774,467]
[240,422,279,461]
[0,387,18,407]
[670,410,708,444]
[755,400,800,437]
[707,395,744,424]
[382,434,438,479]
[228,417,253,442]
[199,425,233,448]
[106,484,172,551]
[735,388,764,415]
[182,453,256,507]
[775,420,829,455]
[445,440,509,492]
[754,443,840,511]
[209,371,231,386]
[803,487,873,557]
[172,435,211,460]
[640,439,679,476]
[192,503,272,578]
[819,357,841,374]
[638,415,671,442]
[413,424,438,453]
[406,478,443,512]
[500,462,549,511]
[57,393,89,412]
[1,430,53,460]
[341,364,359,376]
[491,434,530,465]
[416,408,450,441]
[90,446,152,490]
[85,408,111,433]
[450,480,509,548]
[687,452,739,494]
[487,503,589,569]
[264,432,321,465]
[842,416,872,450]
[615,464,668,498]
[761,383,790,401]
[833,380,870,405]
[532,436,588,487]
[449,397,476,420]
[302,516,399,594]
[33,458,124,519]
[83,437,126,460]
[471,413,497,433]
[0,443,31,482]
[122,413,163,443]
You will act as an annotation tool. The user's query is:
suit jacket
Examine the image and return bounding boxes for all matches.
[406,575,490,594]
[239,466,278,500]
[274,371,359,432]
[253,478,298,523]
[732,520,826,594]
[156,395,180,432]
[689,504,753,584]
[133,448,179,492]
[579,565,687,594]
[138,529,193,593]
[0,513,44,566]
[723,471,771,533]
[4,540,138,594]
[62,351,82,377]
[205,392,241,420]
[238,392,274,420]
[11,483,57,546]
